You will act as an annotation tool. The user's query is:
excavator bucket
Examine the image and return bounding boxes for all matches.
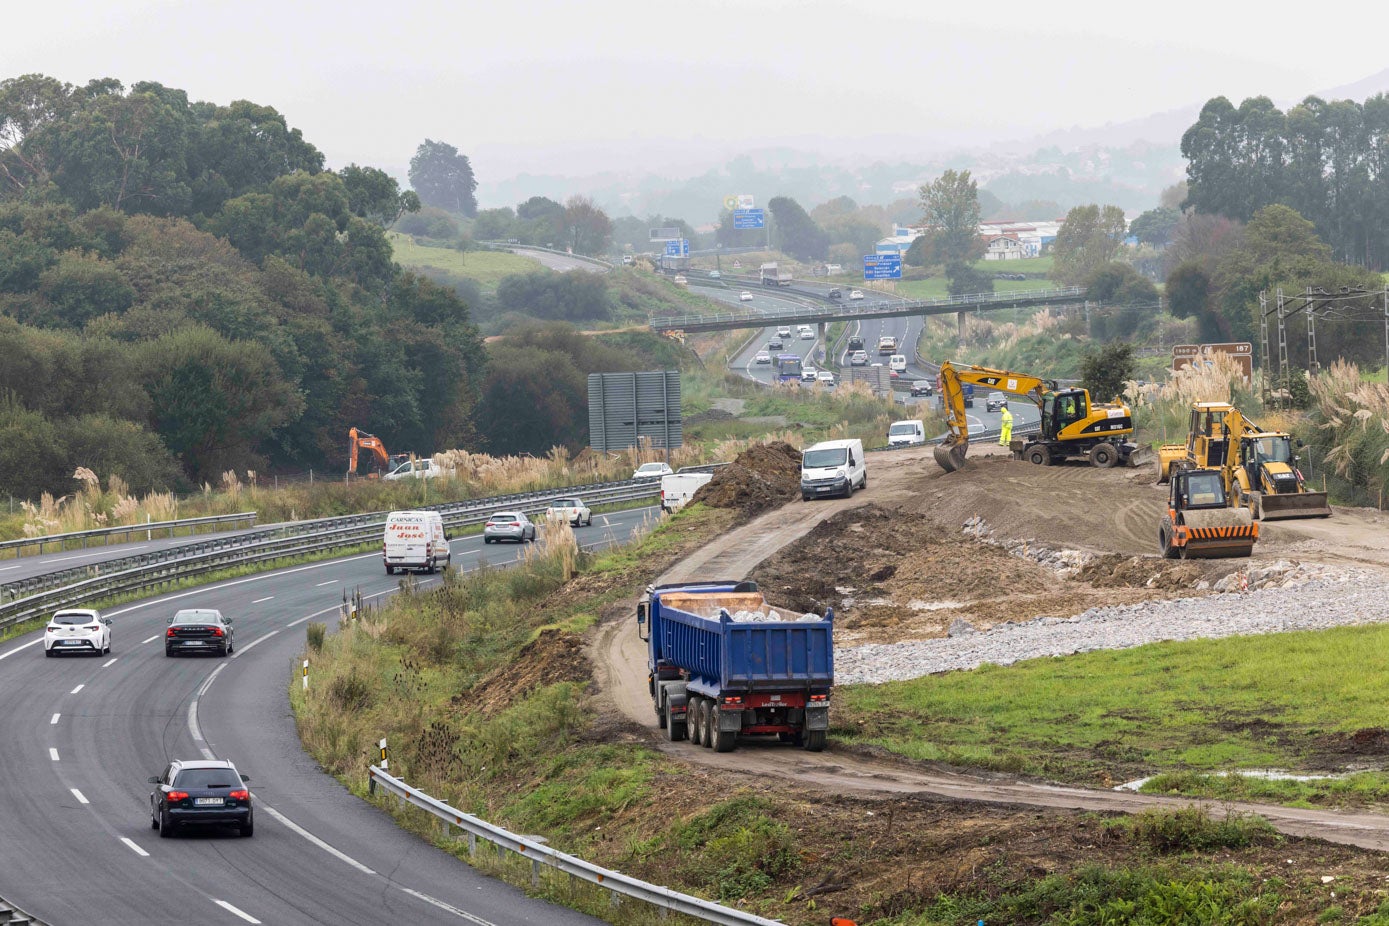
[1155,444,1187,484]
[1178,508,1257,558]
[933,440,969,473]
[1259,491,1332,520]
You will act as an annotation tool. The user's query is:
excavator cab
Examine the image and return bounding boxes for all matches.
[1042,389,1088,440]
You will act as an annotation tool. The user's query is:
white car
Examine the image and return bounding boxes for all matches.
[754,350,772,364]
[850,350,869,365]
[739,291,754,302]
[383,459,451,481]
[849,289,864,301]
[888,354,908,374]
[45,608,111,657]
[776,326,792,338]
[633,462,674,481]
[545,497,592,527]
[799,326,815,340]
[816,370,836,386]
[708,270,721,279]
[800,368,818,383]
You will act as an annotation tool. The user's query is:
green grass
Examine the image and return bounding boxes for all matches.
[835,623,1389,804]
[387,233,543,288]
[897,276,1059,300]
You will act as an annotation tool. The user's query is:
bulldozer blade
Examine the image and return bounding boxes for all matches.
[1259,492,1333,521]
[1127,446,1153,469]
[933,442,969,473]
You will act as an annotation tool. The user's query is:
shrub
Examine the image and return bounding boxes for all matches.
[306,622,326,652]
[1126,806,1277,853]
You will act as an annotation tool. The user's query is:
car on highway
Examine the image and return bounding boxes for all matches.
[849,289,864,301]
[776,325,792,338]
[910,379,934,397]
[149,759,253,838]
[888,354,908,374]
[633,462,674,480]
[847,335,864,351]
[739,291,754,302]
[165,608,234,657]
[799,326,815,340]
[44,608,111,657]
[544,497,592,527]
[754,350,771,364]
[816,370,836,386]
[382,458,451,481]
[800,367,818,383]
[673,275,687,286]
[708,270,721,279]
[849,350,869,366]
[827,288,843,300]
[483,511,535,543]
[767,337,784,350]
[986,391,1008,413]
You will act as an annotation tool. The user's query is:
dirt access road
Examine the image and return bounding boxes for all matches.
[590,442,1389,851]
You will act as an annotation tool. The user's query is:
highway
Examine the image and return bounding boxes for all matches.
[0,526,275,585]
[0,508,659,925]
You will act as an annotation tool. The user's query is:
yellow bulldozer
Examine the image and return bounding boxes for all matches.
[1156,402,1331,521]
[933,361,1138,472]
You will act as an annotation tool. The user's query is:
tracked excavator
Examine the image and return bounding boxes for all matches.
[1159,467,1258,558]
[933,362,1138,473]
[1156,403,1331,521]
[347,427,410,478]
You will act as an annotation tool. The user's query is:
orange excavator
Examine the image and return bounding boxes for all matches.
[347,428,409,478]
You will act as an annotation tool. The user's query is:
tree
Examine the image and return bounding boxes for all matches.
[1080,342,1134,404]
[408,139,477,217]
[1085,262,1160,340]
[1129,207,1181,247]
[1052,204,1128,285]
[338,164,419,227]
[496,270,611,322]
[767,196,828,261]
[917,169,983,265]
[945,260,993,297]
[516,196,565,246]
[562,196,612,256]
[1165,262,1211,321]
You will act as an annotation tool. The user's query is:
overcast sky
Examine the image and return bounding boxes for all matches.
[7,0,1386,185]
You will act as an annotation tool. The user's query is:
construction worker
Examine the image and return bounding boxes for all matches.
[998,403,1014,447]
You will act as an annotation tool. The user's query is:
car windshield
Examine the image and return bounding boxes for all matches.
[53,613,94,625]
[553,500,578,508]
[803,448,847,468]
[174,768,238,789]
[175,611,219,623]
[637,464,664,473]
[490,512,519,521]
[889,424,916,435]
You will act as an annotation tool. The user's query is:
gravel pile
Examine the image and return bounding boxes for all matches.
[728,609,821,623]
[835,569,1385,685]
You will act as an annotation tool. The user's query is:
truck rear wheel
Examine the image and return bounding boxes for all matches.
[711,705,736,752]
[688,698,704,746]
[698,700,714,748]
[803,731,826,752]
[665,702,686,741]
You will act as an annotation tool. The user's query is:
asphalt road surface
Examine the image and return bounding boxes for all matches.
[0,508,658,925]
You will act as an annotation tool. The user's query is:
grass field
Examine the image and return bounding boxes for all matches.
[896,276,1059,300]
[387,234,542,288]
[835,622,1389,805]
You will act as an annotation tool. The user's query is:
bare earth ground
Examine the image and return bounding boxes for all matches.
[589,442,1389,855]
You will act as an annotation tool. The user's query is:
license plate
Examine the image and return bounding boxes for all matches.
[816,486,835,493]
[59,640,81,646]
[195,797,224,806]
[184,641,204,646]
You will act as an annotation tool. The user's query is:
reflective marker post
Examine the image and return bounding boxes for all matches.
[302,659,309,691]
[379,738,389,771]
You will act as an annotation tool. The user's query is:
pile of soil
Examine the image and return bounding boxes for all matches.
[692,441,802,515]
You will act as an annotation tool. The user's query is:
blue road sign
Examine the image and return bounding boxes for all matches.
[863,254,902,280]
[664,239,690,257]
[732,208,765,230]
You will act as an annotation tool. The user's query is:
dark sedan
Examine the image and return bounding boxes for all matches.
[910,380,934,397]
[165,608,233,657]
[150,759,253,837]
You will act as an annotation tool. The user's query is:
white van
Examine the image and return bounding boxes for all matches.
[888,354,908,374]
[888,419,925,446]
[383,510,451,575]
[800,439,866,500]
[660,472,714,513]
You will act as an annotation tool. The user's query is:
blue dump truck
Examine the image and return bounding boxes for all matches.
[637,580,834,752]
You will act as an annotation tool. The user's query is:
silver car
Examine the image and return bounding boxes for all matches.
[483,511,536,543]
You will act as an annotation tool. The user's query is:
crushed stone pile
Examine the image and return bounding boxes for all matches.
[692,441,803,515]
[726,609,822,623]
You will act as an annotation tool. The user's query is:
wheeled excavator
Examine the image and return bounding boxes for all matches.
[347,427,411,478]
[933,362,1138,473]
[1156,402,1331,520]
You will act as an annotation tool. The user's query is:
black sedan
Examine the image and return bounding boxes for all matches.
[910,380,934,397]
[165,608,234,657]
[150,759,253,837]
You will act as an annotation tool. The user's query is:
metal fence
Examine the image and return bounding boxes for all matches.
[0,480,662,631]
[367,765,785,926]
[0,512,258,558]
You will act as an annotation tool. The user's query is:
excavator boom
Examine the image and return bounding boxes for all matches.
[934,362,1052,472]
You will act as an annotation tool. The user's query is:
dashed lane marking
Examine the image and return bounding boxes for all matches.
[213,900,261,923]
[120,837,149,857]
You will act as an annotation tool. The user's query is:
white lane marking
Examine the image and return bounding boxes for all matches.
[102,657,117,667]
[251,596,274,604]
[398,887,496,924]
[70,684,84,694]
[49,748,59,761]
[70,788,88,804]
[120,837,149,857]
[315,580,337,587]
[254,803,378,875]
[231,630,277,658]
[213,900,261,924]
[0,564,20,571]
[50,713,60,725]
[0,640,41,661]
[141,635,158,644]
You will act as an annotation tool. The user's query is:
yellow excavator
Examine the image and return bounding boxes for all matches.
[1156,403,1331,521]
[933,362,1138,472]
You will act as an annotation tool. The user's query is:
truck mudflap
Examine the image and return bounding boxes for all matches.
[717,710,743,734]
[804,705,830,731]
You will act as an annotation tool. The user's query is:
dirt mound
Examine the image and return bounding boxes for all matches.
[692,441,802,515]
[1078,554,1218,590]
[458,627,590,715]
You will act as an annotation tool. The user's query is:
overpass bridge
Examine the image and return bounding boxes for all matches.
[648,285,1087,333]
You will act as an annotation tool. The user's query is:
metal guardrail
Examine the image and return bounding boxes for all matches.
[0,895,49,925]
[0,481,662,631]
[477,241,613,270]
[0,512,258,558]
[367,765,784,926]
